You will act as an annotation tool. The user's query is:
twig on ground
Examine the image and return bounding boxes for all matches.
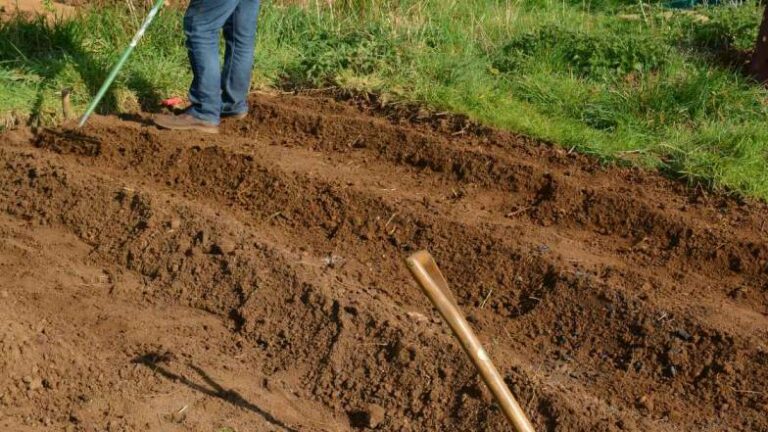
[61,88,72,121]
[480,288,493,309]
[731,387,765,395]
[505,207,531,218]
[384,212,398,229]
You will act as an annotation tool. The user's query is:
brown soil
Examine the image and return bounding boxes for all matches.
[0,0,74,19]
[1,93,767,432]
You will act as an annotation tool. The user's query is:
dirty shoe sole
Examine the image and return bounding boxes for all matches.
[171,124,219,134]
[154,123,219,134]
[153,114,220,134]
[222,112,248,120]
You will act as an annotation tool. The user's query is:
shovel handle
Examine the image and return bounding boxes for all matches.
[406,250,536,432]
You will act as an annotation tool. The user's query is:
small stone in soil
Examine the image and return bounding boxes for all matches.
[367,403,386,428]
[194,230,207,245]
[211,238,236,255]
[28,377,43,391]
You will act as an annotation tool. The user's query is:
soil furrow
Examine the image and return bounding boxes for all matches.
[2,94,768,431]
[0,144,660,431]
[227,96,768,287]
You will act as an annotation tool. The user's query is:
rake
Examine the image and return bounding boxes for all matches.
[78,0,166,128]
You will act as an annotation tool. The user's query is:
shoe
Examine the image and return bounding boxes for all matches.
[222,111,248,120]
[153,113,219,134]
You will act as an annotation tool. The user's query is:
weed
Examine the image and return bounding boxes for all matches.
[494,27,669,79]
[282,25,402,87]
[0,8,188,122]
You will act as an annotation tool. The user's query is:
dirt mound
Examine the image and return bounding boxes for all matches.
[1,93,767,431]
[0,0,74,19]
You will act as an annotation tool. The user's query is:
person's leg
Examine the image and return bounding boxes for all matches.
[221,0,261,117]
[184,0,241,124]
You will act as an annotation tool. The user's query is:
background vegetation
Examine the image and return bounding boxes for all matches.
[2,0,768,198]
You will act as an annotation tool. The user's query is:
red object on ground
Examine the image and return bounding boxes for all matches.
[161,97,184,108]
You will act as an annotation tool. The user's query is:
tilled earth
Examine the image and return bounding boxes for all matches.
[1,94,767,431]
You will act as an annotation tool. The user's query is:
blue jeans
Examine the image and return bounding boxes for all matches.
[183,0,261,124]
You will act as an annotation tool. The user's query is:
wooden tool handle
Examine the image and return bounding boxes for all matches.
[406,250,536,432]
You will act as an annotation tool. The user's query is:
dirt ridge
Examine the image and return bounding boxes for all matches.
[1,94,767,431]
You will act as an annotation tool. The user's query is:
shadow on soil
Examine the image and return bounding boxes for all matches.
[0,15,163,122]
[682,19,755,74]
[133,352,300,432]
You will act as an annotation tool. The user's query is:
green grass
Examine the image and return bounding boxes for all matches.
[2,0,768,198]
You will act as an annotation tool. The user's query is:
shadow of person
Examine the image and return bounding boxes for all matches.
[0,11,166,125]
[1,15,117,120]
[133,353,300,432]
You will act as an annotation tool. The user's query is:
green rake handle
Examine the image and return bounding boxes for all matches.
[78,0,166,128]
